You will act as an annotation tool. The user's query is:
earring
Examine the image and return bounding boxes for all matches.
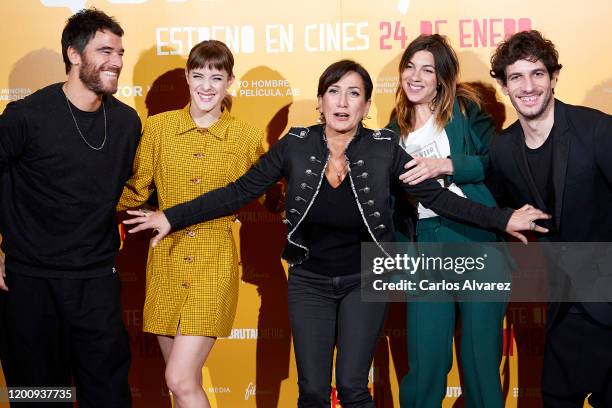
[428,96,438,112]
[317,112,325,124]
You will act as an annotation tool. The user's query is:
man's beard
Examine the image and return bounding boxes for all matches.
[79,56,119,96]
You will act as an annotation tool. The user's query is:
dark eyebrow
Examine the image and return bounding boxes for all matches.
[508,68,544,77]
[407,61,435,69]
[96,46,124,53]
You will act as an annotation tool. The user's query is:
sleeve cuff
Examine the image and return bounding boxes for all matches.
[449,154,484,184]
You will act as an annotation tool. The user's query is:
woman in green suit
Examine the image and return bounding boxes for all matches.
[388,34,507,408]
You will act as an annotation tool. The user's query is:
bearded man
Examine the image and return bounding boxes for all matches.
[0,8,140,407]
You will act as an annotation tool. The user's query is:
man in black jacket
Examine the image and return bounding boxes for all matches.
[487,30,612,407]
[0,9,140,407]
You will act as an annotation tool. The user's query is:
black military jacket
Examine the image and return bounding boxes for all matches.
[165,124,512,266]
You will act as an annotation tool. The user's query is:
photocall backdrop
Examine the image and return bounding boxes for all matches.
[1,0,611,407]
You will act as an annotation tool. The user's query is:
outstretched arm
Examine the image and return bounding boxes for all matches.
[124,135,288,246]
[392,144,549,243]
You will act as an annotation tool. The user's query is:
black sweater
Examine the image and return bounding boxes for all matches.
[301,176,371,276]
[0,83,141,278]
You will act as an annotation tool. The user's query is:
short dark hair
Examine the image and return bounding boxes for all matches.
[317,60,373,101]
[61,8,124,74]
[186,40,235,111]
[187,40,234,76]
[490,30,562,85]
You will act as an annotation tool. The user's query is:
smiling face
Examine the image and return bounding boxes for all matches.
[400,50,438,108]
[317,71,371,138]
[186,66,234,117]
[75,30,124,95]
[500,58,557,121]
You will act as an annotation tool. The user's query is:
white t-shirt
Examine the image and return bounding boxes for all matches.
[399,116,466,219]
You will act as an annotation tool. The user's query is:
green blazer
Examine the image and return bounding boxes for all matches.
[387,98,497,207]
[387,98,499,241]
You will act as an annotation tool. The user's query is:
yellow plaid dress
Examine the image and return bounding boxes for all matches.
[118,107,264,337]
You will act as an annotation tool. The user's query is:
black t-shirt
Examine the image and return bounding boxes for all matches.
[300,176,371,276]
[525,128,555,214]
[68,99,106,148]
[524,126,558,236]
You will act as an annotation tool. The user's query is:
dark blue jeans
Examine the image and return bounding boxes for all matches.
[288,266,388,408]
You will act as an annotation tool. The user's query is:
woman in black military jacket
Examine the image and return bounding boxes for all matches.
[124,60,548,408]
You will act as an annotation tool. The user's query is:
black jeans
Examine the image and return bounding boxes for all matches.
[288,266,388,408]
[0,270,131,408]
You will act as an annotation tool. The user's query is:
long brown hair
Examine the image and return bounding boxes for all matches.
[392,34,481,136]
[186,40,234,111]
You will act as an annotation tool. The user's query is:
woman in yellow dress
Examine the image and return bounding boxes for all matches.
[118,40,264,408]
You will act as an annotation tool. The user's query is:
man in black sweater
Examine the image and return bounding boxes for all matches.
[487,31,612,407]
[0,9,140,407]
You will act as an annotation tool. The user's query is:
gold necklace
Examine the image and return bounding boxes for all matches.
[325,132,354,183]
[328,156,348,182]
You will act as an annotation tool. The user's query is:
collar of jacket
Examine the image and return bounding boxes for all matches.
[321,122,364,141]
[176,105,231,140]
[319,123,392,156]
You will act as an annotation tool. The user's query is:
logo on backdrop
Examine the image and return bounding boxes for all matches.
[0,88,31,102]
[244,382,256,401]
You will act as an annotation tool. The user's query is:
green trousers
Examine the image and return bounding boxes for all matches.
[399,216,507,408]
